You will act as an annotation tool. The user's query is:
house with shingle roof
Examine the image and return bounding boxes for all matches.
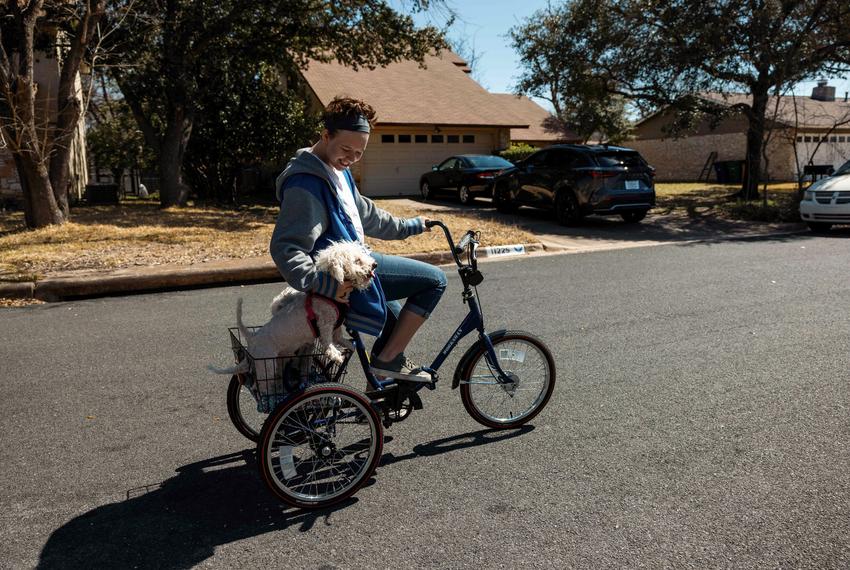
[628,82,850,181]
[293,51,559,196]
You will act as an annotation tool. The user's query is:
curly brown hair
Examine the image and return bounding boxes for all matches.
[322,96,377,134]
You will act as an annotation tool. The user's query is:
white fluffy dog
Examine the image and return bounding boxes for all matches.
[210,241,376,387]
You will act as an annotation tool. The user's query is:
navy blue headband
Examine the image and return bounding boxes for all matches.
[325,113,371,133]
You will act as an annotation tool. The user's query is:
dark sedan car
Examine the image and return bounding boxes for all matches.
[492,145,656,224]
[419,155,515,205]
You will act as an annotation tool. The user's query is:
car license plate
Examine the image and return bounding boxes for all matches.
[625,180,640,190]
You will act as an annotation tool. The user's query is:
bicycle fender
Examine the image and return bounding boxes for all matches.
[451,329,507,390]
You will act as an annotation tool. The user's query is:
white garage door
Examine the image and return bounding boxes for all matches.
[360,131,493,196]
[795,134,850,173]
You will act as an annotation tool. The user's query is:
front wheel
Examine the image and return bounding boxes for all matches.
[458,185,474,205]
[459,332,556,429]
[493,183,517,214]
[555,190,582,226]
[258,383,383,509]
[420,181,432,200]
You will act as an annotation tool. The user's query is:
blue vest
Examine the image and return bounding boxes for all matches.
[279,171,387,336]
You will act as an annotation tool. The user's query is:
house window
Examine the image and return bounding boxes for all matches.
[381,134,395,143]
[415,134,428,143]
[463,134,475,143]
[447,135,460,143]
[432,134,444,143]
[398,134,411,143]
[840,136,847,143]
[829,136,837,142]
[796,136,803,142]
[804,136,812,142]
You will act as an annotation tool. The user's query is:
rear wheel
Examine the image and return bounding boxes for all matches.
[258,383,383,509]
[420,181,431,200]
[458,185,474,205]
[807,222,832,233]
[555,190,582,226]
[459,332,556,429]
[620,210,648,223]
[227,375,261,443]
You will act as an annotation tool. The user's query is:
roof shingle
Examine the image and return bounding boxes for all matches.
[299,51,529,128]
[492,93,580,143]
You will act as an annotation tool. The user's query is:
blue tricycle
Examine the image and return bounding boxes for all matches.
[224,220,556,509]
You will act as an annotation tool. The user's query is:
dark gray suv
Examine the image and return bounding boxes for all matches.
[492,144,656,224]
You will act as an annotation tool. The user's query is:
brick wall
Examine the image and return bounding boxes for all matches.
[629,131,797,181]
[0,148,22,202]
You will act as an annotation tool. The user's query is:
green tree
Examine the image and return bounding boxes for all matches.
[516,0,850,199]
[87,76,154,186]
[510,3,631,144]
[103,0,448,208]
[183,63,319,203]
[0,0,106,228]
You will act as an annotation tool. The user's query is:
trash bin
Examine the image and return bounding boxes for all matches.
[713,160,746,184]
[85,184,119,205]
[713,162,729,183]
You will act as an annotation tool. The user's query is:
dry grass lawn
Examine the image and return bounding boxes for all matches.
[654,182,801,221]
[0,182,803,291]
[0,198,535,282]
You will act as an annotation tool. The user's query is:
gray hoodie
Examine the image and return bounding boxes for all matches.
[269,148,425,297]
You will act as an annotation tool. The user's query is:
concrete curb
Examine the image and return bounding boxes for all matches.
[535,229,810,255]
[0,242,546,302]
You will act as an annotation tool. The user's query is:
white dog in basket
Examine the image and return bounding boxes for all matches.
[210,241,377,387]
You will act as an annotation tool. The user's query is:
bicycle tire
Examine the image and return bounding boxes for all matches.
[226,375,261,443]
[459,331,556,429]
[257,383,383,509]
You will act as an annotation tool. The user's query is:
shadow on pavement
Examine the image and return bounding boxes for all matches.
[380,425,534,467]
[37,450,355,569]
[39,427,531,568]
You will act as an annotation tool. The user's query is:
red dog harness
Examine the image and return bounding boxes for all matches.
[305,292,347,338]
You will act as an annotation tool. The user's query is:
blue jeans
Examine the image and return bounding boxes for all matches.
[371,252,447,356]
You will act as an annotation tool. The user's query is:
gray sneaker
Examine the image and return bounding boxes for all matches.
[370,352,432,382]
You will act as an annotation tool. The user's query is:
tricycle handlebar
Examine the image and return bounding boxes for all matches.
[426,220,477,268]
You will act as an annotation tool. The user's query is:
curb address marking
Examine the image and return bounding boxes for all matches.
[483,244,526,257]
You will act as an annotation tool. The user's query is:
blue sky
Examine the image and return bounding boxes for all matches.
[393,0,850,114]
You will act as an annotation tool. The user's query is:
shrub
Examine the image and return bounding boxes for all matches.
[719,193,802,223]
[499,143,538,164]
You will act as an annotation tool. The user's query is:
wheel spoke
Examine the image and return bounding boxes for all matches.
[262,385,380,506]
[462,337,553,427]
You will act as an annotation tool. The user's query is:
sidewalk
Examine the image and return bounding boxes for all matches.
[0,199,807,302]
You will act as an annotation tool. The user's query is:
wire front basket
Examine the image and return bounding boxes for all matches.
[228,327,351,413]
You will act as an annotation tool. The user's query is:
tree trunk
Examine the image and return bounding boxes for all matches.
[158,106,193,208]
[1,0,105,227]
[17,152,64,227]
[739,89,769,200]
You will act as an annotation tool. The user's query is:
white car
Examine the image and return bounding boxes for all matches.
[799,159,850,232]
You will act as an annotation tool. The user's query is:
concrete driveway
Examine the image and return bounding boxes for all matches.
[393,196,810,254]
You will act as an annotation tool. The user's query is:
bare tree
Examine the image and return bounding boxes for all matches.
[789,93,850,191]
[0,0,106,229]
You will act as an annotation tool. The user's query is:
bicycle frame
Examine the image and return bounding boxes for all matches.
[345,221,513,394]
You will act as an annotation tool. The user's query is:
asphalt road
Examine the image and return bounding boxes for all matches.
[1,233,849,569]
